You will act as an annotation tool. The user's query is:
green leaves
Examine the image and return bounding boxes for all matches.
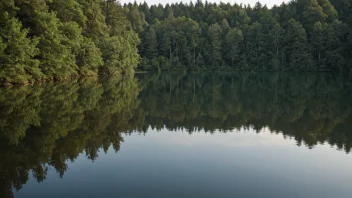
[136,1,348,72]
[284,19,313,70]
[224,28,244,68]
[0,17,41,83]
[0,0,140,84]
[208,23,223,68]
[1,0,351,81]
[139,17,200,71]
[76,37,103,76]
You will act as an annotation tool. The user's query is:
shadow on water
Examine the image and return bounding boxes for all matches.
[0,72,352,197]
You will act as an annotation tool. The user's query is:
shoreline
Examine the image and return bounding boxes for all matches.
[1,74,100,87]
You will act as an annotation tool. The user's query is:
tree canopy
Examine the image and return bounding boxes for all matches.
[0,0,140,84]
[134,0,352,72]
[1,0,352,84]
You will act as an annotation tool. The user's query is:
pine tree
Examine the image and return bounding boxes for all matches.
[317,0,338,22]
[270,23,284,70]
[126,2,147,33]
[144,27,158,59]
[78,0,110,42]
[224,28,243,68]
[296,0,327,34]
[284,19,313,70]
[207,23,222,69]
[321,21,345,70]
[246,22,265,69]
[311,21,324,67]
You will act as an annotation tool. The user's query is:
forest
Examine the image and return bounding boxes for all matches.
[0,0,140,84]
[1,0,352,84]
[136,0,352,71]
[1,72,352,197]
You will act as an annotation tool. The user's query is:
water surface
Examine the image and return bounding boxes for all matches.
[1,73,352,198]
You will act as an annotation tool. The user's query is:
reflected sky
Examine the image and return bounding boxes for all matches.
[15,127,352,198]
[2,72,352,198]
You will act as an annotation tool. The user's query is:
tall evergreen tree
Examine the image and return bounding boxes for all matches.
[246,22,265,69]
[224,28,244,68]
[284,19,313,70]
[207,23,222,69]
[1,0,351,82]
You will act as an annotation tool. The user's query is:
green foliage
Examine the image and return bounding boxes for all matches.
[318,0,339,22]
[224,28,244,68]
[246,22,265,69]
[76,37,104,76]
[35,11,79,78]
[207,23,223,68]
[144,27,158,60]
[136,0,349,72]
[0,0,351,80]
[0,0,140,84]
[78,0,109,42]
[0,17,41,83]
[284,19,313,70]
[125,2,148,33]
[100,34,140,75]
[48,0,87,26]
[139,17,200,71]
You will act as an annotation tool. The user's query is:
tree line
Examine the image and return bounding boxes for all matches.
[136,72,352,150]
[0,0,140,84]
[134,0,352,71]
[1,0,352,85]
[1,72,352,197]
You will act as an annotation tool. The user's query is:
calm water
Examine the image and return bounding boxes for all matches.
[1,73,352,198]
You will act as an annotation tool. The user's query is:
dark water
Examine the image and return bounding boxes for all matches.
[1,73,352,198]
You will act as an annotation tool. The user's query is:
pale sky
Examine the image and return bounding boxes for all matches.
[121,0,291,8]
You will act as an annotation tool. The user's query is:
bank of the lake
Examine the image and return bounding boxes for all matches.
[1,0,352,84]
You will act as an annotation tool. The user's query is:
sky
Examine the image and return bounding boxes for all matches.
[121,0,291,8]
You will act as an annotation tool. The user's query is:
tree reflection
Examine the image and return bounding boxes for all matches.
[0,76,140,197]
[0,72,352,197]
[136,72,352,152]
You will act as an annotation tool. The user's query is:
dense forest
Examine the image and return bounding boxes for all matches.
[135,0,352,71]
[0,0,140,84]
[1,72,352,197]
[1,0,352,84]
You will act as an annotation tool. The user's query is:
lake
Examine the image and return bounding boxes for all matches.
[1,72,352,198]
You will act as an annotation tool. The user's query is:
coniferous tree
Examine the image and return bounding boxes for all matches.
[246,22,265,69]
[224,28,243,68]
[284,19,313,70]
[311,21,324,67]
[270,23,284,70]
[133,0,349,72]
[1,0,351,83]
[207,23,222,69]
[145,27,158,60]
